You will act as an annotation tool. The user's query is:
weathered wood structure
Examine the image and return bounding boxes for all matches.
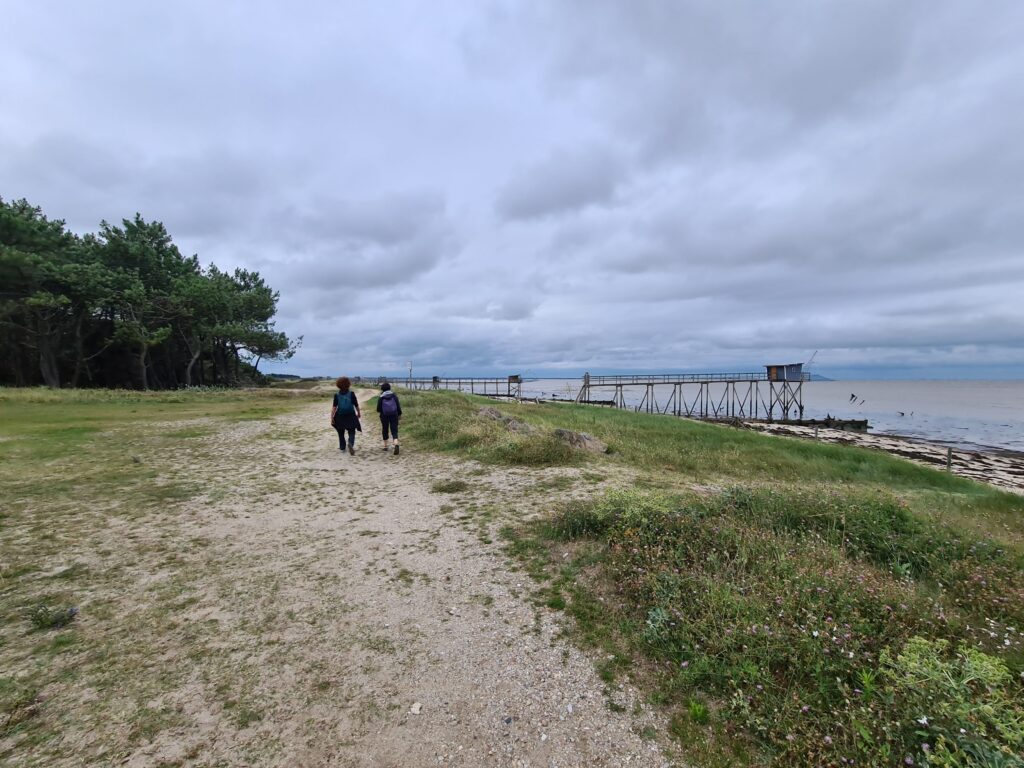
[575,365,809,422]
[397,375,522,398]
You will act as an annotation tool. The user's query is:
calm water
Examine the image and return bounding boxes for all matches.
[517,379,1024,454]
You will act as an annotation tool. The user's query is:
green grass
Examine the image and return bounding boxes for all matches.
[430,479,470,493]
[399,389,1024,767]
[0,386,324,763]
[268,377,330,390]
[397,389,1021,535]
[509,487,1024,766]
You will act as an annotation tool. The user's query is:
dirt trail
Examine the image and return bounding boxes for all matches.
[124,393,671,767]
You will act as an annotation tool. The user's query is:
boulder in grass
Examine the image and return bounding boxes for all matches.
[478,406,537,435]
[504,418,536,435]
[553,428,608,454]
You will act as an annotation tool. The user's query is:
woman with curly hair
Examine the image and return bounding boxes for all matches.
[330,376,362,455]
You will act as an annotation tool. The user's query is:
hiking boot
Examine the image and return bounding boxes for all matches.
[393,445,400,456]
[348,446,355,456]
[382,444,389,451]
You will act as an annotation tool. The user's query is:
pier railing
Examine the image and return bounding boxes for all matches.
[576,372,808,421]
[583,372,810,385]
[372,370,808,422]
[396,376,522,398]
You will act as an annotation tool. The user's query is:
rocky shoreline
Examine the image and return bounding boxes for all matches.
[746,422,1024,495]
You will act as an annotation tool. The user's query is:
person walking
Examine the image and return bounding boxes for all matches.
[376,382,402,455]
[331,376,362,455]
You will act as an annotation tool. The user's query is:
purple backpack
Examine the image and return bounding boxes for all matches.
[381,393,398,416]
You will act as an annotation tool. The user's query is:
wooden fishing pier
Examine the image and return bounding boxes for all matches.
[378,364,864,428]
[574,364,810,422]
[397,375,523,398]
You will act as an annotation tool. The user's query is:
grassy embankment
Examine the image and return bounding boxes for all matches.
[402,389,1024,768]
[0,386,323,762]
[267,377,329,390]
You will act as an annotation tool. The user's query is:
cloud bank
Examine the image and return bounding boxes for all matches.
[2,1,1022,378]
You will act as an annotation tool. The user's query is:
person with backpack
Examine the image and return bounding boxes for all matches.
[376,382,402,455]
[331,376,362,455]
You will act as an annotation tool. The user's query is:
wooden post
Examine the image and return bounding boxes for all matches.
[946,447,952,472]
[814,426,819,440]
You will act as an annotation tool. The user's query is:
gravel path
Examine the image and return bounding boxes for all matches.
[126,394,673,767]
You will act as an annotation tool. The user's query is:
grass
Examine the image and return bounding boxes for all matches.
[4,385,1021,767]
[506,487,1024,766]
[399,389,1024,767]
[430,479,470,493]
[397,389,1021,536]
[0,386,324,764]
[268,377,329,390]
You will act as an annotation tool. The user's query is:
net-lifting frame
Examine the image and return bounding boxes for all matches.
[574,371,808,421]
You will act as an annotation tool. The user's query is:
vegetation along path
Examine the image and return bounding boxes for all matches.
[0,389,670,767]
[4,386,1023,767]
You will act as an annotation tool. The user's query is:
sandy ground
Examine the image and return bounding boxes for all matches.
[746,422,1024,495]
[90,392,672,768]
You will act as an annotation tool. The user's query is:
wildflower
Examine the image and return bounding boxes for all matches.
[922,744,931,753]
[824,735,833,745]
[801,705,809,713]
[812,630,819,638]
[680,661,689,668]
[917,716,928,726]
[904,757,914,766]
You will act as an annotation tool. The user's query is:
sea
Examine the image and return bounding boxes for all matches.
[516,379,1024,455]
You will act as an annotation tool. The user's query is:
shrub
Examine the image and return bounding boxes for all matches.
[27,604,78,631]
[542,488,1024,766]
[430,479,469,493]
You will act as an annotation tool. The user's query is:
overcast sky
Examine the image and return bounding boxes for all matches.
[3,1,1023,379]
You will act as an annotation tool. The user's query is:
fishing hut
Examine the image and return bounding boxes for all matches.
[574,364,808,422]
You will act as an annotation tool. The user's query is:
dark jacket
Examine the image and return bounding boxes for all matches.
[332,391,361,431]
[376,391,402,417]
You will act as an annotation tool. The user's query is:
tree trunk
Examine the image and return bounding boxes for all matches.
[137,345,149,390]
[71,312,86,388]
[37,317,61,388]
[185,348,201,387]
[210,342,219,385]
[182,332,202,387]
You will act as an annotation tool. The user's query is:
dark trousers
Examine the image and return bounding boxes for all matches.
[334,425,356,448]
[380,414,399,440]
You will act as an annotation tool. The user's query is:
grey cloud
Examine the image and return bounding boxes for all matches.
[294,191,447,246]
[274,222,456,295]
[3,2,1024,378]
[496,144,625,220]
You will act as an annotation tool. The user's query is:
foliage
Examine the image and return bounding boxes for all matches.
[397,389,1022,532]
[431,479,470,493]
[398,390,1024,764]
[529,488,1024,766]
[878,638,1024,767]
[401,390,577,467]
[0,197,299,389]
[26,604,78,631]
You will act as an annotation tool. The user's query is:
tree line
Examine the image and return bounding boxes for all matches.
[0,197,299,389]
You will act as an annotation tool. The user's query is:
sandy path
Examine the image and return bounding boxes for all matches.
[123,393,671,767]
